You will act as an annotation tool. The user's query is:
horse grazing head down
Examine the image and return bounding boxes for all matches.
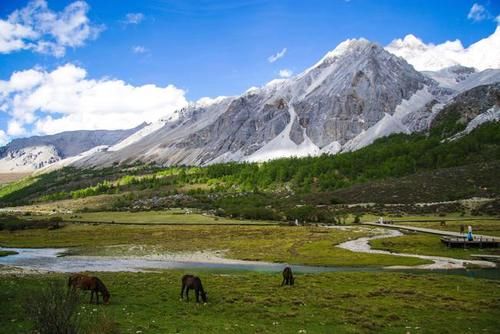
[68,273,110,304]
[282,266,294,286]
[181,274,208,303]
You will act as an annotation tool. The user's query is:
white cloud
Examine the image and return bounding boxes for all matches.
[278,69,293,78]
[268,48,287,63]
[0,64,188,139]
[0,0,103,57]
[385,26,500,71]
[468,3,488,22]
[123,13,144,25]
[0,130,8,146]
[132,45,147,54]
[7,120,27,136]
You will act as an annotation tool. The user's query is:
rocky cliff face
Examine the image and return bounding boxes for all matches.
[429,82,500,139]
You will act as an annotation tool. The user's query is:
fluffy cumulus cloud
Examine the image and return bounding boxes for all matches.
[468,3,488,22]
[0,0,103,57]
[268,48,287,63]
[0,64,188,139]
[278,69,293,78]
[385,25,500,71]
[123,13,144,25]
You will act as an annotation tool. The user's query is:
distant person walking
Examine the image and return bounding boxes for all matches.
[467,225,473,241]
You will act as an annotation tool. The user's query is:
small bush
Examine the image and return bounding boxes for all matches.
[24,281,81,334]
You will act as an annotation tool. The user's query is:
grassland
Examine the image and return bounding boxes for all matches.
[1,271,499,334]
[27,210,278,225]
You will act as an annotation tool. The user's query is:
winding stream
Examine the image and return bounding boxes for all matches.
[1,227,498,279]
[0,247,380,274]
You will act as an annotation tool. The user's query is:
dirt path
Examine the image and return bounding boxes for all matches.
[336,227,497,269]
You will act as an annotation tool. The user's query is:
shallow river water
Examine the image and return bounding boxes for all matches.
[1,246,499,280]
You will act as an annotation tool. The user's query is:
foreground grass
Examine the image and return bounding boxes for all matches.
[1,271,499,333]
[370,233,500,260]
[0,224,429,267]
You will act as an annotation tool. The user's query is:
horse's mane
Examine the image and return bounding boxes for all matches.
[94,276,110,297]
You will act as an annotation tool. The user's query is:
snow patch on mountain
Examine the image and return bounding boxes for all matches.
[343,113,410,151]
[465,105,500,132]
[108,121,166,152]
[320,141,342,155]
[37,145,109,174]
[422,66,476,89]
[0,145,60,172]
[307,38,371,72]
[450,105,500,141]
[245,104,319,162]
[342,87,435,151]
[393,87,434,121]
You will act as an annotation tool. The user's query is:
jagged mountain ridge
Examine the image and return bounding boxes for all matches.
[2,38,499,172]
[74,39,455,168]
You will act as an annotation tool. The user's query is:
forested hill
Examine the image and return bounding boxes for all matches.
[0,121,499,209]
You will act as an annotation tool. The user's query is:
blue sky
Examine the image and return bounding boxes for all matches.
[0,0,499,142]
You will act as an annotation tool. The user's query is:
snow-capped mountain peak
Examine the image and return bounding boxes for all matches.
[306,38,373,73]
[386,25,500,71]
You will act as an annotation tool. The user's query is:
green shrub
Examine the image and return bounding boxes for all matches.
[24,282,81,334]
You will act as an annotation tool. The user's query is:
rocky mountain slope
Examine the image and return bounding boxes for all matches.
[72,39,498,168]
[0,124,145,172]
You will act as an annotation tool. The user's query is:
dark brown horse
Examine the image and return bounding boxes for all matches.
[180,274,207,303]
[68,273,110,304]
[281,266,294,286]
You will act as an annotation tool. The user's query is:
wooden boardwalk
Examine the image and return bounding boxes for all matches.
[362,222,500,242]
[440,236,498,248]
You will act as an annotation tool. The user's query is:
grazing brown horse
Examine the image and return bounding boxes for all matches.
[281,266,294,286]
[180,274,207,303]
[68,273,110,304]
